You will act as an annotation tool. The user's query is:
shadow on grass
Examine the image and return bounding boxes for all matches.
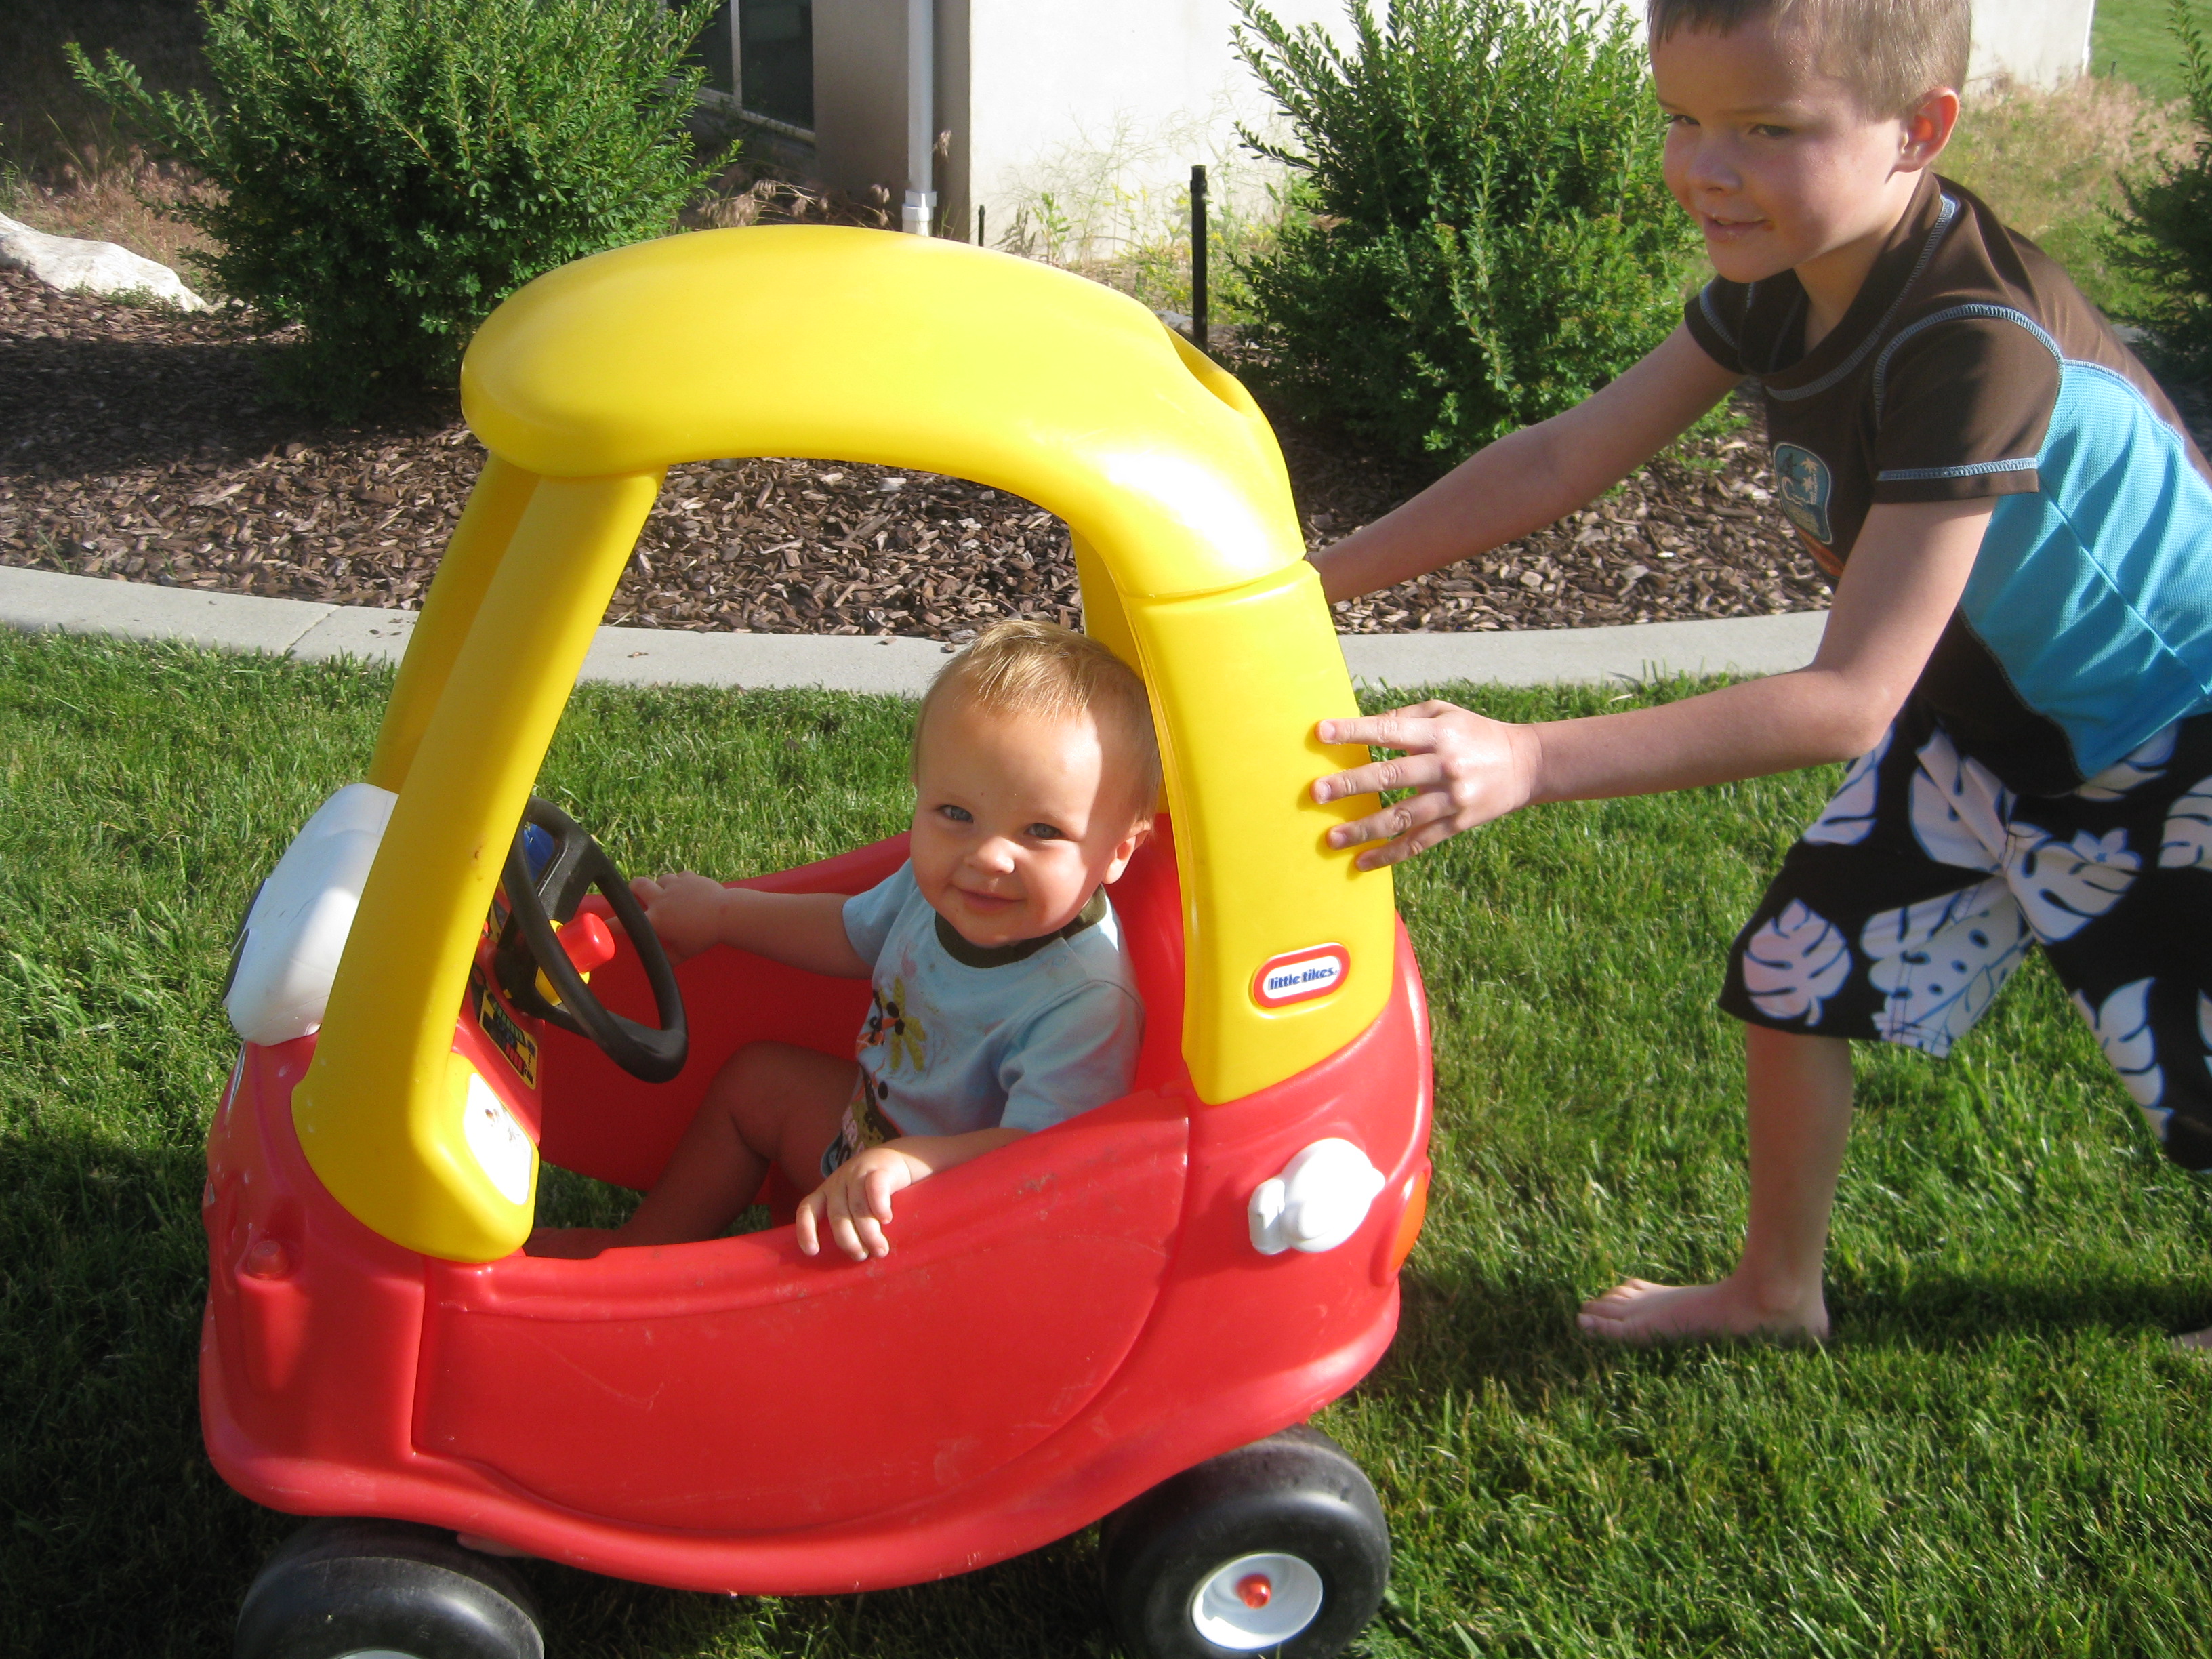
[1832,1270,2212,1351]
[0,1122,281,1658]
[0,1121,1118,1659]
[1357,1255,2212,1412]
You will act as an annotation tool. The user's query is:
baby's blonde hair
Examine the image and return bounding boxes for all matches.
[1648,0,1971,117]
[918,619,1162,819]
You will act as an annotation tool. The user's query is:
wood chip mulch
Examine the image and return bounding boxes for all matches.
[1,263,1834,640]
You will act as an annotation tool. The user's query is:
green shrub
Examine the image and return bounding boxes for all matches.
[2106,0,2212,378]
[70,0,731,415]
[1233,0,1696,469]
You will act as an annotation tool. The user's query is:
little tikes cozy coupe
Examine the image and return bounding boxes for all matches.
[209,226,1432,1659]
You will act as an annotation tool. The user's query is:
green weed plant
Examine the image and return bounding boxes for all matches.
[1231,0,1697,471]
[68,0,732,415]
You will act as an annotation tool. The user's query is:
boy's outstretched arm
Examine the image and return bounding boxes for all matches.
[1311,327,1744,603]
[1315,497,1994,866]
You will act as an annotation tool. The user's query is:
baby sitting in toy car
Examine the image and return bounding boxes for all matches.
[527,619,1158,1263]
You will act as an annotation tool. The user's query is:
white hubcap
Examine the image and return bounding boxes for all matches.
[1188,1551,1324,1650]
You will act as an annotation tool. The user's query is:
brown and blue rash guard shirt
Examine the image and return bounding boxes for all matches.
[1685,171,2212,796]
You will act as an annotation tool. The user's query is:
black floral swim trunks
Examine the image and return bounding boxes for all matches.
[1721,701,2212,1166]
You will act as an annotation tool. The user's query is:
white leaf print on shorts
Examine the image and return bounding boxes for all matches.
[1861,877,2031,1055]
[2002,823,2139,942]
[2072,979,2165,1125]
[2076,722,2179,800]
[1909,727,2008,874]
[1742,900,1852,1024]
[1803,729,1891,846]
[2200,991,2212,1084]
[2159,776,2212,871]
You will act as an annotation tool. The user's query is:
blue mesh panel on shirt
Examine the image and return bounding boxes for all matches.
[1960,361,2212,779]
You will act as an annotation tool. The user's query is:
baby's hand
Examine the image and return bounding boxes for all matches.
[627,870,729,962]
[796,1146,923,1261]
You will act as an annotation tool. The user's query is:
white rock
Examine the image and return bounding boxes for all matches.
[0,211,209,311]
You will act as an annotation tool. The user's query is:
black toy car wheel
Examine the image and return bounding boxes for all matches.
[234,1518,544,1659]
[1099,1424,1391,1659]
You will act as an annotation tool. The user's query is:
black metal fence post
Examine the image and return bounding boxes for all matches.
[1190,163,1209,354]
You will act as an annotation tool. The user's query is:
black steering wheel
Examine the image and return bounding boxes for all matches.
[494,797,687,1084]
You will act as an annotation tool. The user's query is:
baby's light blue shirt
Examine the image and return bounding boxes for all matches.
[840,862,1144,1140]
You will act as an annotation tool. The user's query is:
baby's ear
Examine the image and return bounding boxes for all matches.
[1105,815,1153,883]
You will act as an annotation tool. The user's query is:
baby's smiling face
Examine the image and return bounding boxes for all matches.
[906,689,1151,949]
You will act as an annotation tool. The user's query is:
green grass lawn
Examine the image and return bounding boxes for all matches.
[8,631,2212,1657]
[2095,0,2198,104]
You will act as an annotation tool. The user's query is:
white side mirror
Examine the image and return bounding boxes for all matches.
[224,783,398,1046]
[1248,1138,1387,1256]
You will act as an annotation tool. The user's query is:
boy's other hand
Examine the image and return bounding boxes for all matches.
[796,1146,920,1261]
[1313,701,1542,867]
[627,869,729,963]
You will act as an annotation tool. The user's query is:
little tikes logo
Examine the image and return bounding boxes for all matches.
[1771,443,1834,546]
[1253,944,1349,1009]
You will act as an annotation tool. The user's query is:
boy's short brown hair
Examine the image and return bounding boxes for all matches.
[918,619,1162,819]
[1647,0,1971,117]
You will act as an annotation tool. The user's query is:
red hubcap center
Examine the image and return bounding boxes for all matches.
[1236,1574,1273,1610]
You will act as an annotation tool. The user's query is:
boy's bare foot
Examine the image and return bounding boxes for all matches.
[521,1226,617,1259]
[1578,1276,1828,1346]
[2171,1326,2212,1353]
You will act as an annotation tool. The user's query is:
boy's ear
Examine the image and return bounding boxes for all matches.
[1898,85,1960,172]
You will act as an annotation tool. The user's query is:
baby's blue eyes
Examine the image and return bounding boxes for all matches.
[930,806,1065,841]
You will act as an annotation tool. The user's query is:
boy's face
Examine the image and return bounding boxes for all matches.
[1652,20,1945,289]
[908,689,1151,949]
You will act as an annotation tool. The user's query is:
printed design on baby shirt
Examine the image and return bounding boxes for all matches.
[1771,443,1835,550]
[836,1070,906,1164]
[859,977,929,1074]
[1741,899,1852,1024]
[1860,876,2031,1054]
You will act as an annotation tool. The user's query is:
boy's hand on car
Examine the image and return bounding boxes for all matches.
[626,870,730,962]
[797,1146,921,1261]
[1313,701,1543,868]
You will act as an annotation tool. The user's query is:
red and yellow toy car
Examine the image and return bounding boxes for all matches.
[206,226,1431,1659]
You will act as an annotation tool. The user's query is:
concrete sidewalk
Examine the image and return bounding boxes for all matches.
[0,564,1827,695]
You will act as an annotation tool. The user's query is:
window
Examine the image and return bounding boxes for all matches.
[739,0,813,131]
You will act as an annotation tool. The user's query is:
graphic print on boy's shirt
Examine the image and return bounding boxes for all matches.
[825,863,1144,1178]
[1686,172,2212,796]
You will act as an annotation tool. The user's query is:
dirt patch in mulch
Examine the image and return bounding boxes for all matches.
[1,263,1837,639]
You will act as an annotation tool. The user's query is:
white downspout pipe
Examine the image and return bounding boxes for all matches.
[902,0,936,234]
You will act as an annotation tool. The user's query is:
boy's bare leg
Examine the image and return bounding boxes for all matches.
[524,1042,854,1256]
[1579,1025,1850,1344]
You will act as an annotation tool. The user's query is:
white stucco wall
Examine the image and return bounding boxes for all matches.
[962,0,1350,255]
[1967,0,2095,89]
[806,0,2097,246]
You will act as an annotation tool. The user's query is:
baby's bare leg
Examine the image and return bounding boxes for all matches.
[1578,1025,1848,1345]
[525,1042,854,1256]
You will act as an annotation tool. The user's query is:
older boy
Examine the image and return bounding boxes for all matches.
[528,619,1157,1263]
[1309,0,2212,1343]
